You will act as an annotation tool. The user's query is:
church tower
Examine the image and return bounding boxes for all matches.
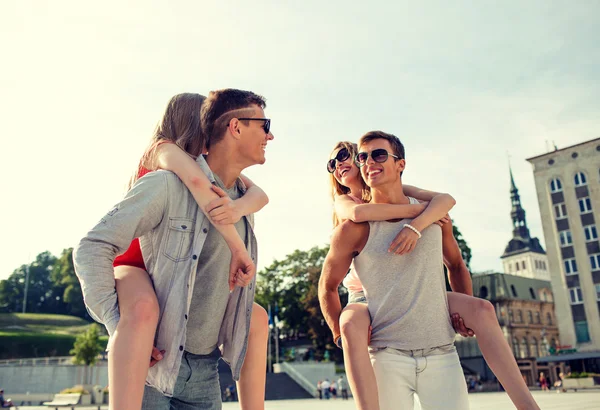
[501,166,550,280]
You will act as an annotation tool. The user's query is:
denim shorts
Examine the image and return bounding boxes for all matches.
[348,290,367,304]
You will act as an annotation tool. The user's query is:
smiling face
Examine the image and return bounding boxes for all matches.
[358,138,405,189]
[238,105,274,166]
[330,147,360,187]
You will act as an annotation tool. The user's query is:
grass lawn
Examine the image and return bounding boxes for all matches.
[0,313,107,359]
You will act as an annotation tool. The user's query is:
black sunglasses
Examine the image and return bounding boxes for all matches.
[355,149,400,167]
[327,147,351,173]
[237,118,271,134]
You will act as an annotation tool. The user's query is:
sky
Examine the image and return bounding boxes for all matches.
[1,1,599,280]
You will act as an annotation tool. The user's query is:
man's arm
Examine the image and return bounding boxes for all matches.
[441,220,473,296]
[318,221,367,344]
[73,172,168,336]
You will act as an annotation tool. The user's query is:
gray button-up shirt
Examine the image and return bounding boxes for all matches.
[73,156,257,396]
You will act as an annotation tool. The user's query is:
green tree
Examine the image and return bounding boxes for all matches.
[70,323,104,366]
[0,251,59,314]
[452,222,472,269]
[52,248,86,318]
[255,245,344,361]
[70,323,104,384]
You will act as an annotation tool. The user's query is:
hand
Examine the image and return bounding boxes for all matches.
[150,346,166,367]
[206,186,242,225]
[434,213,450,227]
[388,226,419,255]
[229,248,256,291]
[451,313,474,337]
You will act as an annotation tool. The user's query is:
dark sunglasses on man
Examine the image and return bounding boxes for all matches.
[327,147,351,173]
[237,118,271,134]
[355,148,400,167]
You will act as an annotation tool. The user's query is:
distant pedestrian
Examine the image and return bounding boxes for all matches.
[0,389,14,408]
[321,379,331,400]
[338,376,349,400]
[330,381,338,399]
[317,380,323,400]
[539,372,549,391]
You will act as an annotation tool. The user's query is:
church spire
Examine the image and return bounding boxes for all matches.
[509,166,531,240]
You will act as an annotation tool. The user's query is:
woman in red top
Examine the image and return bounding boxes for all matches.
[110,93,269,410]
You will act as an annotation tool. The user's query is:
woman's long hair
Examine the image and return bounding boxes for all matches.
[329,141,370,227]
[127,93,206,190]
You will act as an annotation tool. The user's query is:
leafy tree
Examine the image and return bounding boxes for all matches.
[452,222,472,269]
[70,323,104,366]
[0,252,59,314]
[70,323,104,384]
[52,248,86,318]
[255,245,344,361]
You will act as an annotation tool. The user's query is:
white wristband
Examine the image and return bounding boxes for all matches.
[403,224,422,239]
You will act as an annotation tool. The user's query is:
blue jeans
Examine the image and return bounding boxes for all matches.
[142,349,222,410]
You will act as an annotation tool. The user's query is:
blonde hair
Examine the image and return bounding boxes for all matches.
[127,93,206,190]
[329,141,370,227]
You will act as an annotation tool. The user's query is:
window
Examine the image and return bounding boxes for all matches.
[508,309,514,323]
[516,310,523,323]
[559,231,573,247]
[569,287,584,305]
[531,337,539,357]
[564,258,578,275]
[520,338,529,358]
[550,178,563,193]
[530,288,536,299]
[522,261,527,270]
[590,254,600,270]
[584,225,598,242]
[512,337,519,357]
[535,311,541,324]
[543,261,547,270]
[596,284,600,301]
[515,262,520,271]
[554,203,567,219]
[574,172,587,187]
[540,342,547,357]
[528,310,533,324]
[511,285,518,297]
[480,286,489,299]
[579,197,592,214]
[575,321,591,343]
[547,312,553,325]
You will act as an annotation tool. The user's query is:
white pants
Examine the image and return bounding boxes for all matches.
[370,347,469,410]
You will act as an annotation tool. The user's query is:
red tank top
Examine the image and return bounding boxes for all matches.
[113,140,173,270]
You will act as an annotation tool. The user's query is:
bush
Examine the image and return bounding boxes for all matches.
[566,372,591,379]
[0,331,108,360]
[60,385,90,395]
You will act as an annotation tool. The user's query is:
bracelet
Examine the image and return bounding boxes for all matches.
[403,224,422,239]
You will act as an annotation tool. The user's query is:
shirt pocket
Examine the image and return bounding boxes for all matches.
[163,217,195,262]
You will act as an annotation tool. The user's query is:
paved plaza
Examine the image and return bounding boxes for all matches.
[14,390,600,409]
[222,390,600,409]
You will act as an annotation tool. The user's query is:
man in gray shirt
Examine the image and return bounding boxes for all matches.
[319,131,470,410]
[74,89,274,410]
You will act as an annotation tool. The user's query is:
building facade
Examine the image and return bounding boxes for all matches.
[527,138,600,351]
[457,273,562,386]
[501,167,551,280]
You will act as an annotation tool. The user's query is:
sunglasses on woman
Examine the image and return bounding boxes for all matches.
[355,148,400,167]
[237,118,271,134]
[327,147,351,173]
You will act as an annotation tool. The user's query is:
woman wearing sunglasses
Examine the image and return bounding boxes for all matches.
[327,141,540,410]
[108,93,270,410]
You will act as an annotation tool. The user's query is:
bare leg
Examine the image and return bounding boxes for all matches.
[340,303,379,410]
[110,266,159,410]
[237,303,268,410]
[447,292,540,410]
